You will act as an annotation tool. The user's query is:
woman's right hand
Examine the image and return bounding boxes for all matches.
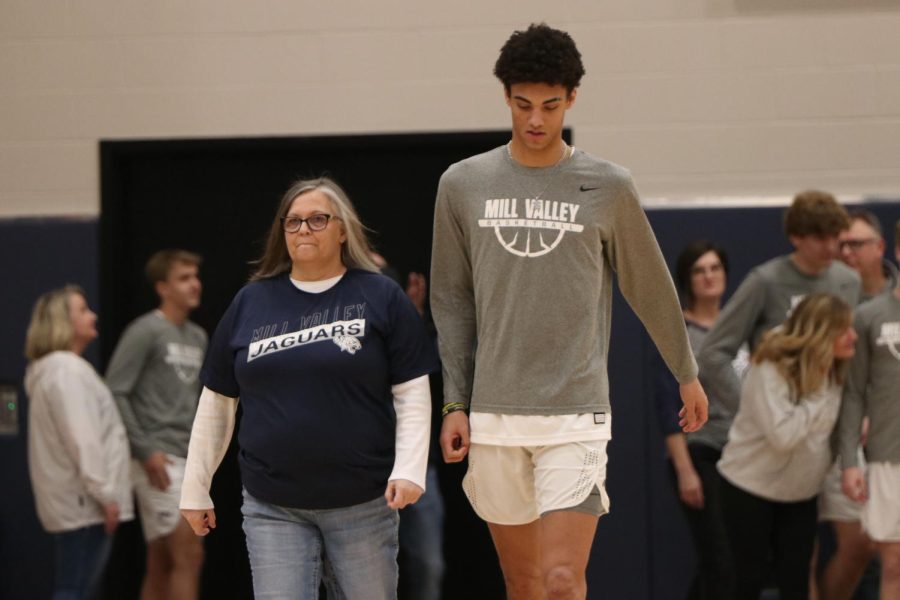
[102,502,120,534]
[181,508,217,536]
[440,411,470,463]
[677,467,705,509]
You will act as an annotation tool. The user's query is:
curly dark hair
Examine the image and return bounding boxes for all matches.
[494,23,585,94]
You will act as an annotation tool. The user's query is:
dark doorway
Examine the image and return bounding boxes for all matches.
[99,130,554,599]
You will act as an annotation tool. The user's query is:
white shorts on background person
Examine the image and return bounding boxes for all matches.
[861,462,900,542]
[461,412,611,525]
[819,450,866,523]
[132,454,185,542]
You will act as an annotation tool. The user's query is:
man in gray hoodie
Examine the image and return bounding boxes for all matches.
[106,249,207,600]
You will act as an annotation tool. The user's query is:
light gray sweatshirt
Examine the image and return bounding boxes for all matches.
[25,352,134,532]
[430,146,696,415]
[839,291,900,468]
[698,256,860,416]
[718,361,841,502]
[106,311,207,459]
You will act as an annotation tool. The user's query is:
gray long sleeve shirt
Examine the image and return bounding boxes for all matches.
[839,291,900,468]
[430,146,696,416]
[106,311,207,460]
[697,256,860,416]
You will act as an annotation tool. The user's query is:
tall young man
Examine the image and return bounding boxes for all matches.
[106,250,207,600]
[430,24,707,600]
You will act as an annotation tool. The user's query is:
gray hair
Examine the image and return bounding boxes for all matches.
[251,177,379,281]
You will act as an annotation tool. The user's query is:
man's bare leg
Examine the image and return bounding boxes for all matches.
[166,519,204,600]
[489,511,598,600]
[539,511,598,600]
[488,521,542,600]
[820,521,876,600]
[879,542,900,600]
[140,538,172,600]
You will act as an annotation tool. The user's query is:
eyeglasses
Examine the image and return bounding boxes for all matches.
[690,263,724,277]
[838,238,878,251]
[281,214,339,233]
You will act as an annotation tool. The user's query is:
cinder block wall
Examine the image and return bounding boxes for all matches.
[1,0,899,218]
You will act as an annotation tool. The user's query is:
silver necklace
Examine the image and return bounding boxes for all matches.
[506,141,572,201]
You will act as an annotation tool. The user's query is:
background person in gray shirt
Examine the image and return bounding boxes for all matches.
[106,249,207,600]
[697,190,860,419]
[818,208,893,600]
[840,225,900,599]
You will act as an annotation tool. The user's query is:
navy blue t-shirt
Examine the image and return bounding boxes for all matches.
[201,269,439,509]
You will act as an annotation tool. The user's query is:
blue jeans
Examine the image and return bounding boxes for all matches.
[241,489,399,600]
[53,523,112,600]
[399,466,445,600]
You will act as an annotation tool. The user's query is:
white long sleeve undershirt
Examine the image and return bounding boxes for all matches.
[179,375,431,510]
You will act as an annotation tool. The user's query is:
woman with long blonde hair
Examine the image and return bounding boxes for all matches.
[717,293,857,600]
[24,285,133,600]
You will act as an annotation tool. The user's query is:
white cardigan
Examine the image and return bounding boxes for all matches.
[718,360,841,502]
[25,351,134,532]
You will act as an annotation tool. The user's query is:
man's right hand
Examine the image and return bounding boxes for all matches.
[841,467,867,503]
[143,451,173,491]
[440,411,470,463]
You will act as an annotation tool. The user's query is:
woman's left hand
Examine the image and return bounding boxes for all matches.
[384,479,424,509]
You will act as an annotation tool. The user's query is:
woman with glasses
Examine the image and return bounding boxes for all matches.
[652,240,742,599]
[179,177,437,599]
[24,285,133,599]
[718,293,858,600]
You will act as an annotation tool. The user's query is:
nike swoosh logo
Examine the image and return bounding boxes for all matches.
[580,185,601,192]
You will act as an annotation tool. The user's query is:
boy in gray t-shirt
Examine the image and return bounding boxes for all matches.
[697,191,859,415]
[106,249,206,600]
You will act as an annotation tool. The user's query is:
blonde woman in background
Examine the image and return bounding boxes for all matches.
[24,285,133,600]
[718,293,857,600]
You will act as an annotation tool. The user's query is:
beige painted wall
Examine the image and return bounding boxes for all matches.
[1,0,899,217]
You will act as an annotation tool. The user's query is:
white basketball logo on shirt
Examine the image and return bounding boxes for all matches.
[478,198,583,258]
[164,343,204,384]
[876,322,900,361]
